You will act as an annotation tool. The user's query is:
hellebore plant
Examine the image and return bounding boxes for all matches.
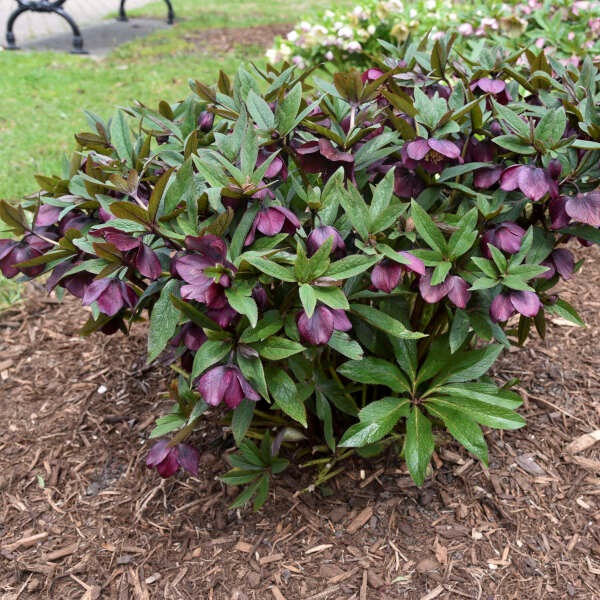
[2,37,600,509]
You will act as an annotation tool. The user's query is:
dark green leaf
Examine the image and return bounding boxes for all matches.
[147,280,182,362]
[404,407,434,486]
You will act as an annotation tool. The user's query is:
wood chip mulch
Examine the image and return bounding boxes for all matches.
[1,246,599,599]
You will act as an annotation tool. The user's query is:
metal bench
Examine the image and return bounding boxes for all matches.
[4,0,175,54]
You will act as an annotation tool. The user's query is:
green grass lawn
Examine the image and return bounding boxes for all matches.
[0,0,348,203]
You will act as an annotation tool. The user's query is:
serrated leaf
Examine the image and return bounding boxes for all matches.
[147,280,182,362]
[351,303,425,339]
[255,336,305,361]
[338,357,411,393]
[404,407,434,486]
[231,399,255,444]
[269,369,306,427]
[191,339,232,379]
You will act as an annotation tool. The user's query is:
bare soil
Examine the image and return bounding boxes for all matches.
[0,247,599,600]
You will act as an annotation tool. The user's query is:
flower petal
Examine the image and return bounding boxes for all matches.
[198,365,230,406]
[490,294,515,323]
[297,305,334,345]
[405,138,431,161]
[510,290,541,317]
[565,191,600,227]
[428,138,461,159]
[176,443,200,476]
[447,276,471,309]
[146,439,171,468]
[517,166,549,201]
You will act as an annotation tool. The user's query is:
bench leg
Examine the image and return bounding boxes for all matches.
[53,7,88,54]
[117,0,128,22]
[164,0,175,25]
[4,5,29,50]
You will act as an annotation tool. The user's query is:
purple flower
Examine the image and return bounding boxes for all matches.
[297,304,351,345]
[245,205,300,246]
[549,196,570,230]
[563,190,600,227]
[92,228,162,280]
[173,235,235,308]
[401,138,463,174]
[170,322,207,351]
[198,110,214,132]
[539,248,574,280]
[419,270,471,309]
[46,259,93,298]
[294,139,354,181]
[490,290,541,322]
[470,78,512,105]
[82,278,138,317]
[371,253,425,293]
[307,226,346,258]
[481,222,526,257]
[197,365,261,409]
[0,231,56,279]
[34,204,62,227]
[146,439,200,478]
[500,164,559,201]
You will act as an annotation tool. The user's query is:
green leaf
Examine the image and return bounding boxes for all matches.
[425,402,488,464]
[444,344,503,383]
[449,309,470,353]
[246,90,275,130]
[369,169,395,224]
[149,412,186,438]
[492,99,530,138]
[438,382,522,409]
[339,397,409,447]
[170,296,222,331]
[411,201,447,253]
[253,474,270,511]
[239,311,284,343]
[269,369,306,427]
[427,396,525,430]
[312,286,349,310]
[231,399,255,444]
[534,107,566,147]
[492,135,536,155]
[326,255,379,280]
[225,285,258,328]
[163,158,195,216]
[191,339,232,379]
[237,352,269,401]
[559,225,600,245]
[299,283,317,317]
[351,303,425,339]
[338,357,411,393]
[546,299,585,327]
[147,280,182,362]
[277,82,302,135]
[316,392,335,451]
[339,184,370,240]
[404,407,434,486]
[110,110,133,166]
[255,336,305,361]
[327,331,363,360]
[230,203,260,259]
[243,253,296,282]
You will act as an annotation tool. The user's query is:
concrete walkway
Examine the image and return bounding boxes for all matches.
[0,0,157,41]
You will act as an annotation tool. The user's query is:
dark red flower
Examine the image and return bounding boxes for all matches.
[500,164,559,201]
[481,222,526,257]
[197,365,261,409]
[146,439,200,478]
[294,139,354,181]
[419,270,471,309]
[490,290,540,322]
[0,232,55,278]
[173,235,235,308]
[297,304,351,345]
[307,226,346,258]
[245,205,300,246]
[82,278,138,317]
[539,248,574,280]
[371,253,425,293]
[564,190,600,227]
[470,78,512,105]
[92,228,162,280]
[401,138,463,174]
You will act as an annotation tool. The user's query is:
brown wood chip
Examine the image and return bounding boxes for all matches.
[565,430,600,454]
[347,506,373,534]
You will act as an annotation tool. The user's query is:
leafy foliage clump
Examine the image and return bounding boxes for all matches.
[2,39,599,508]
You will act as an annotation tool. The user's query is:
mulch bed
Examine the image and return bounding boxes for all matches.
[0,246,599,600]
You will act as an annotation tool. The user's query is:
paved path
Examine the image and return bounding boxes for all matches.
[0,0,157,42]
